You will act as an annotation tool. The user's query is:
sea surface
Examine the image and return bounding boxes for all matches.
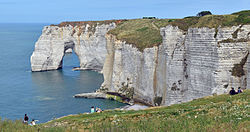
[0,23,126,123]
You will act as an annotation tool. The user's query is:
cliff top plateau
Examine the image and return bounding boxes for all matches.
[52,10,250,51]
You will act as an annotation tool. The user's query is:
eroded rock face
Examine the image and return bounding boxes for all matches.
[101,25,250,106]
[247,53,250,88]
[31,23,250,106]
[30,23,116,71]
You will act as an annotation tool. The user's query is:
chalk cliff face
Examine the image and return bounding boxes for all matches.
[31,23,250,106]
[100,25,250,106]
[30,23,116,71]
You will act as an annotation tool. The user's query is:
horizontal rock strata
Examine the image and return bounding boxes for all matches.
[100,25,250,106]
[31,22,250,106]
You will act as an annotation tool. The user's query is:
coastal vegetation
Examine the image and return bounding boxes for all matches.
[196,11,212,17]
[51,10,250,51]
[108,10,250,51]
[1,90,249,131]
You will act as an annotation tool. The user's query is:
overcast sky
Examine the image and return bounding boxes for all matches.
[0,0,249,23]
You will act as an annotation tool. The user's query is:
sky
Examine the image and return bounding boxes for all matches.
[0,0,249,24]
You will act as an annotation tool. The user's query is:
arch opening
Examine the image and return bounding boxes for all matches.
[60,41,80,71]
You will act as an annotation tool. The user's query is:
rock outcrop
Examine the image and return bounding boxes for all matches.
[100,25,250,106]
[30,22,116,71]
[74,92,107,99]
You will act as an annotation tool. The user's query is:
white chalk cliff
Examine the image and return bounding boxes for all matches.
[31,23,250,106]
[31,23,116,71]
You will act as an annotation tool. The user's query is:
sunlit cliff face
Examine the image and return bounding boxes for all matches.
[31,23,116,72]
[31,22,250,106]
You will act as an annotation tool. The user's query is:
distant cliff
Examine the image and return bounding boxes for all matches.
[31,21,117,71]
[31,10,250,106]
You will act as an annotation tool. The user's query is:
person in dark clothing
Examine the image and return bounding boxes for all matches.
[229,88,237,95]
[237,87,242,93]
[23,114,29,124]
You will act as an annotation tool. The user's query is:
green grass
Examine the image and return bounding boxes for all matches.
[232,10,250,24]
[45,90,250,131]
[108,10,250,51]
[108,19,163,51]
[2,90,249,131]
[50,10,250,51]
[0,119,67,132]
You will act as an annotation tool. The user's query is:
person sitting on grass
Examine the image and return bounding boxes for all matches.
[229,87,237,95]
[237,87,243,93]
[29,119,36,126]
[96,107,102,113]
[91,106,95,113]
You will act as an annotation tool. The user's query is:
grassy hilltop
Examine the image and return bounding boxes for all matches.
[1,90,249,131]
[54,10,250,51]
[108,10,250,51]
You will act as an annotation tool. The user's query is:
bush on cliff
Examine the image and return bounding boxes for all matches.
[196,11,212,17]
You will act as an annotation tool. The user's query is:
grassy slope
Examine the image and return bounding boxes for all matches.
[109,10,250,51]
[1,90,249,132]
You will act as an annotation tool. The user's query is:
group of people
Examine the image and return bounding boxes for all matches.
[90,106,102,113]
[23,106,103,125]
[23,114,37,126]
[229,87,243,95]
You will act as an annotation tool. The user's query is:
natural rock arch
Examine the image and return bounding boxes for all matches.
[31,40,77,71]
[31,24,114,72]
[59,41,76,68]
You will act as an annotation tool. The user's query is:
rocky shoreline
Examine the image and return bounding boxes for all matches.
[74,92,150,110]
[74,91,155,107]
[74,92,107,99]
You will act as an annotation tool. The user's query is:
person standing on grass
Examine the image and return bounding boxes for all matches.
[23,114,29,124]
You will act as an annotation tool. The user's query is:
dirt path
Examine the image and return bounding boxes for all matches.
[151,21,159,30]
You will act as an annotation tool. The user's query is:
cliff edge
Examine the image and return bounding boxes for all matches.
[101,25,250,106]
[31,10,250,106]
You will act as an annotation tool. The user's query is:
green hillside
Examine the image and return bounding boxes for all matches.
[108,10,250,51]
[1,90,249,132]
[53,10,250,51]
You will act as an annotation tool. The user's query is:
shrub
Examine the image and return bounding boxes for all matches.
[197,11,212,17]
[154,96,162,106]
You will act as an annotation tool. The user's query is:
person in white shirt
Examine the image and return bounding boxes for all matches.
[30,119,36,126]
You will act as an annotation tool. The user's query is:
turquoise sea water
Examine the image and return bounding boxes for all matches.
[0,23,126,123]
